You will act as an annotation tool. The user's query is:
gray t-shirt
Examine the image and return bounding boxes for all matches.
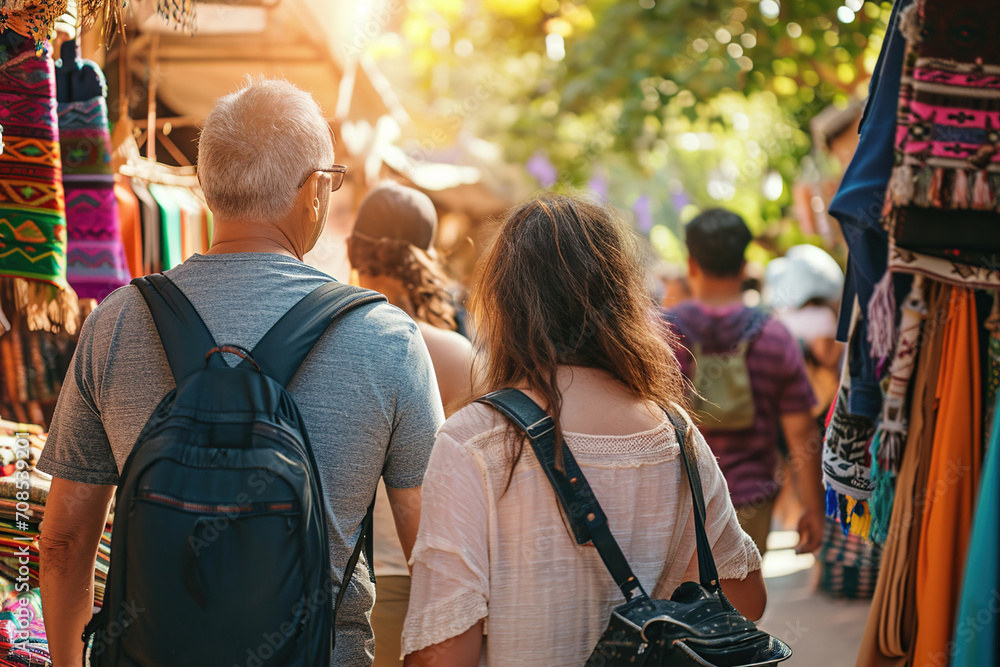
[37,252,445,666]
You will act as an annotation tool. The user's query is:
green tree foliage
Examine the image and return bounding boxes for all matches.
[376,0,892,242]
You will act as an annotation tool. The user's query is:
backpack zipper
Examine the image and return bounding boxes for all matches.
[134,490,299,516]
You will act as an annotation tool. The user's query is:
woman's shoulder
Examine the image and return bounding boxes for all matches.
[439,401,509,451]
[418,322,472,361]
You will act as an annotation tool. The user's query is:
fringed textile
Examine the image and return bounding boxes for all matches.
[874,275,926,473]
[9,277,78,334]
[877,0,1000,294]
[157,0,196,34]
[0,0,68,49]
[1,1,127,49]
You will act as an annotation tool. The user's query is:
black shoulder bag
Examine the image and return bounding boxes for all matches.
[477,389,792,667]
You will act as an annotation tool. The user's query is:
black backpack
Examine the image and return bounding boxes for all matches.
[83,274,386,667]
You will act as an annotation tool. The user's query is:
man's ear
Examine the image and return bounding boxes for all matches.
[309,177,321,223]
[687,255,699,279]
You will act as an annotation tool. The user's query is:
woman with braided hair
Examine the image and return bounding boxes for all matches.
[349,180,472,667]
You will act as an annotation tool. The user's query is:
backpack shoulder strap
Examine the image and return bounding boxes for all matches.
[737,308,770,346]
[242,282,387,386]
[477,388,647,602]
[131,274,223,384]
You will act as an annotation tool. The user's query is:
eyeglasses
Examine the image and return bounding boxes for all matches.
[298,165,348,192]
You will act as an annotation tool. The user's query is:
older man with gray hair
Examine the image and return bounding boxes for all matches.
[37,77,444,666]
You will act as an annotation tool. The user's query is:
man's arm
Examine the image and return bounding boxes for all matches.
[385,485,422,569]
[39,478,115,667]
[779,411,825,553]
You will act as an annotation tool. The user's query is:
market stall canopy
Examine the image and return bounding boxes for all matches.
[125,0,399,125]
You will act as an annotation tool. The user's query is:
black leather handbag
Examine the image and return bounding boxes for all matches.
[478,389,792,667]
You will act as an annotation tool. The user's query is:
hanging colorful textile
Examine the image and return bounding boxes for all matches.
[56,39,130,301]
[113,175,142,279]
[1,1,127,50]
[157,0,196,33]
[869,0,1000,357]
[854,284,947,667]
[0,0,69,50]
[985,293,1000,441]
[818,518,882,599]
[868,276,927,545]
[147,183,183,270]
[951,394,999,667]
[823,303,877,537]
[0,31,67,289]
[912,287,983,666]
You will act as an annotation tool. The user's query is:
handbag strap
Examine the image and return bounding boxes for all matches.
[667,409,721,588]
[477,388,721,602]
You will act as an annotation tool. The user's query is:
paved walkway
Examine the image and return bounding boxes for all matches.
[757,531,872,667]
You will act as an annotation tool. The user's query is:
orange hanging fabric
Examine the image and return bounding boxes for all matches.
[113,175,142,279]
[912,287,982,666]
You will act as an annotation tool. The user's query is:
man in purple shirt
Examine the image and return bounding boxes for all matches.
[665,209,825,556]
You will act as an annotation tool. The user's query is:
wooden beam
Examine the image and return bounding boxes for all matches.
[118,39,128,123]
[132,116,200,130]
[146,34,159,162]
[155,131,193,167]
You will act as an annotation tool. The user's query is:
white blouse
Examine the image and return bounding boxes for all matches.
[401,403,761,665]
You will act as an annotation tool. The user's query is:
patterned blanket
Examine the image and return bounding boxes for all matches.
[57,42,130,300]
[883,0,1000,289]
[0,32,66,289]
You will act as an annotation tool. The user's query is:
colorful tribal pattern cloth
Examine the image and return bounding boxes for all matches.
[882,0,1000,289]
[57,44,130,300]
[0,31,67,288]
[0,0,69,51]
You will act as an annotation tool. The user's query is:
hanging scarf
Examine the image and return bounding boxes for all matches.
[868,275,927,544]
[854,282,947,667]
[912,287,983,666]
[951,391,999,667]
[985,293,1000,441]
[823,301,877,536]
[0,31,67,289]
[56,39,130,301]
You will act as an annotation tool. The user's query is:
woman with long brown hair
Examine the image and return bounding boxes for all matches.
[401,193,766,666]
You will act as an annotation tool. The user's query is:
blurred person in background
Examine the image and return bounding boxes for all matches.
[653,262,692,309]
[664,209,825,557]
[766,245,882,600]
[765,244,846,423]
[348,181,473,667]
[402,194,765,666]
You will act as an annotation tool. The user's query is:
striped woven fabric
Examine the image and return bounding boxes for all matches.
[57,45,130,301]
[0,31,67,289]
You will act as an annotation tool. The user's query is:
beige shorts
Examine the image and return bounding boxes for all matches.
[371,575,411,667]
[735,497,776,557]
